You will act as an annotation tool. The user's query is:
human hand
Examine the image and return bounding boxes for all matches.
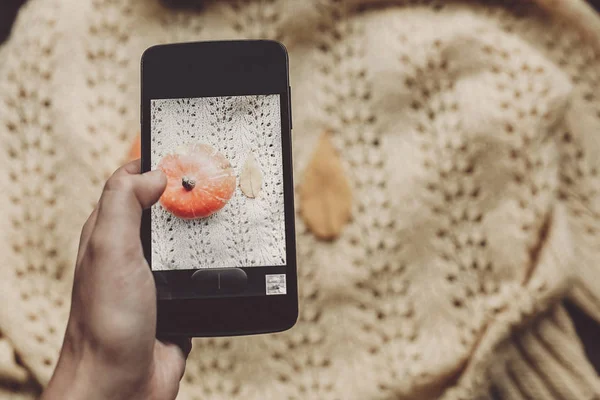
[41,160,191,400]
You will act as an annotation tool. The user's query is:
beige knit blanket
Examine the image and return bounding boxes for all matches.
[1,0,600,398]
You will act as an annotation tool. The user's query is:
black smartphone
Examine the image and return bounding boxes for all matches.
[141,40,297,337]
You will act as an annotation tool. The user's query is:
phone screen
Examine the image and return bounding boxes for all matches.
[150,94,289,297]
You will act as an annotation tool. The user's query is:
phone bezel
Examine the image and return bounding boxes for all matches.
[141,40,297,336]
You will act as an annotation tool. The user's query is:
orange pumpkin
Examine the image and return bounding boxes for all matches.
[157,143,236,219]
[128,134,141,161]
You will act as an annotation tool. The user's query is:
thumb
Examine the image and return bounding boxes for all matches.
[121,159,167,209]
[92,161,167,245]
[136,169,168,209]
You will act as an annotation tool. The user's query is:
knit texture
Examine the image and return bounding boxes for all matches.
[1,0,600,399]
[150,95,286,269]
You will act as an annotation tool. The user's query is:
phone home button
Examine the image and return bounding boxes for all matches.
[191,268,247,295]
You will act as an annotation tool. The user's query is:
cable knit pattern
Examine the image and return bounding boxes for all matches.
[0,0,600,398]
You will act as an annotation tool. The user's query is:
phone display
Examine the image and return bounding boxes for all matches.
[150,95,286,271]
[141,40,297,336]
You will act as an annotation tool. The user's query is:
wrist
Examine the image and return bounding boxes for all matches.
[42,335,152,400]
[42,338,103,400]
[41,349,95,400]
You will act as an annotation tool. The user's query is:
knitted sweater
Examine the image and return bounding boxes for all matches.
[1,0,600,399]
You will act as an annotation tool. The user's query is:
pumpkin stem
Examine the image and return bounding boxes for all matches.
[182,176,196,191]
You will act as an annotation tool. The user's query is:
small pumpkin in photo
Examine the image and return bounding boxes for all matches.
[158,143,236,219]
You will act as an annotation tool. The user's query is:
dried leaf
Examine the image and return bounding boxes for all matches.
[299,131,352,240]
[240,152,263,198]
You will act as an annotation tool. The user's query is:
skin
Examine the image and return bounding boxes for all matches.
[41,160,191,400]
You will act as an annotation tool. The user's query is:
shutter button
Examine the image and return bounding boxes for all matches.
[191,268,248,294]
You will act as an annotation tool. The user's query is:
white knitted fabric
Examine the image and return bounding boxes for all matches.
[150,95,286,269]
[0,0,600,399]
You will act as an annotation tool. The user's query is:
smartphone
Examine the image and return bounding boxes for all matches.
[140,40,297,336]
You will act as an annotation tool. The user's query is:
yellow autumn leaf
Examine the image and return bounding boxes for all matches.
[299,131,352,240]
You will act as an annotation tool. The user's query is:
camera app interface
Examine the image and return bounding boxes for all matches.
[150,95,286,272]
